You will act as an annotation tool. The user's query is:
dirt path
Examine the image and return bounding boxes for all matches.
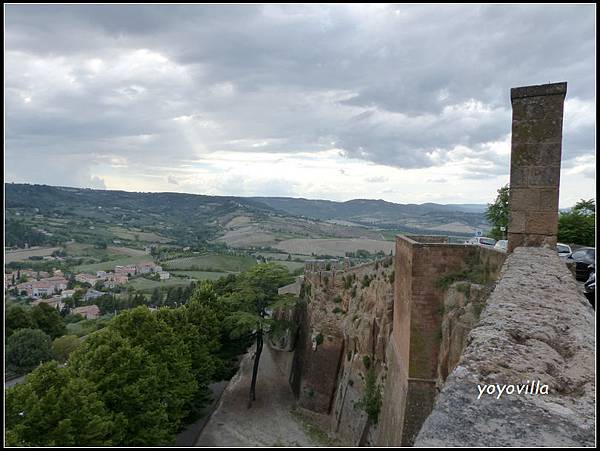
[195,344,322,447]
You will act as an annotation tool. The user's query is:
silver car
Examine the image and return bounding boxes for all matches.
[556,243,572,259]
[494,240,508,252]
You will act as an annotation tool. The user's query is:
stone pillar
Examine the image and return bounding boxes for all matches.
[507,82,567,253]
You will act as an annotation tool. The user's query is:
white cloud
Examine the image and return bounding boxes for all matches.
[4,4,595,207]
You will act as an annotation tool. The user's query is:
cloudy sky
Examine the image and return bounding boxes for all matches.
[5,4,596,206]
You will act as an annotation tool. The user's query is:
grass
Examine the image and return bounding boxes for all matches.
[108,226,171,243]
[124,277,196,293]
[289,408,337,446]
[169,270,228,281]
[162,254,257,272]
[274,260,305,272]
[66,314,114,337]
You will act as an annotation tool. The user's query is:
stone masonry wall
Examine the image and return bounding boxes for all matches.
[415,247,595,446]
[508,82,567,252]
[291,257,395,444]
[378,236,507,446]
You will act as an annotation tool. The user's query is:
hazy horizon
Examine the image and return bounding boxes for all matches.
[5,180,492,207]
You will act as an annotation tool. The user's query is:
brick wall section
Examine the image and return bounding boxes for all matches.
[508,82,567,252]
[380,235,507,446]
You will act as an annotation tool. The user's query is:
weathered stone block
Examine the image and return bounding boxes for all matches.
[508,210,527,234]
[539,188,560,212]
[528,165,560,188]
[510,187,541,211]
[512,118,563,143]
[510,82,567,100]
[526,212,559,235]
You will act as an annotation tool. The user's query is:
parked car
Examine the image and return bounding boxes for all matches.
[468,236,497,248]
[556,243,573,259]
[584,266,595,308]
[567,247,596,281]
[494,240,508,252]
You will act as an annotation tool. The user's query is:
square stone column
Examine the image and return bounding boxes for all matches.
[507,82,567,253]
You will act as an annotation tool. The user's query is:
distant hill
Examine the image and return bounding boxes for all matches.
[4,183,489,249]
[251,197,488,231]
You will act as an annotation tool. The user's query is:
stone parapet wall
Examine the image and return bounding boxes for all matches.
[414,247,595,446]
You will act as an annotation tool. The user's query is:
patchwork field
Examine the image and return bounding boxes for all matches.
[273,238,395,257]
[108,226,171,243]
[4,247,61,263]
[170,270,229,281]
[125,277,197,293]
[162,254,257,272]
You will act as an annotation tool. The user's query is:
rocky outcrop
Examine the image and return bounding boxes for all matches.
[437,281,491,387]
[415,247,596,447]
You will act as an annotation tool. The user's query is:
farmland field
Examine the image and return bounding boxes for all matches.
[4,247,61,263]
[125,277,196,292]
[273,238,395,257]
[272,260,305,272]
[162,254,257,272]
[169,270,229,281]
[72,255,154,273]
[108,226,171,243]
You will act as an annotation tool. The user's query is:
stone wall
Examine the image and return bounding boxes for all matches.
[508,82,567,252]
[378,236,507,446]
[290,257,395,443]
[415,247,595,446]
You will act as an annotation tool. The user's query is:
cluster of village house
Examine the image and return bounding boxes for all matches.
[4,261,169,320]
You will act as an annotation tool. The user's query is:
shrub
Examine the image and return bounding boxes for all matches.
[6,328,53,375]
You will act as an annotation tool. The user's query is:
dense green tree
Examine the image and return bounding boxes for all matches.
[150,287,162,305]
[69,307,197,445]
[52,335,82,363]
[157,300,220,420]
[5,362,117,446]
[223,263,294,405]
[94,294,119,315]
[486,184,510,240]
[6,305,36,337]
[558,199,595,247]
[68,327,174,445]
[30,302,67,339]
[6,328,53,374]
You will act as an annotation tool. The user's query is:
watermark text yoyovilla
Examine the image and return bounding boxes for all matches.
[477,380,549,400]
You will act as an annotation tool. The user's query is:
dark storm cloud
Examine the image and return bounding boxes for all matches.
[5,4,595,188]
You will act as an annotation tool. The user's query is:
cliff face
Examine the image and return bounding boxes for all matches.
[291,257,394,445]
[437,281,491,387]
[415,247,596,446]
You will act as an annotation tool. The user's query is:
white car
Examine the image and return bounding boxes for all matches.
[556,243,572,259]
[468,236,497,248]
[494,240,508,252]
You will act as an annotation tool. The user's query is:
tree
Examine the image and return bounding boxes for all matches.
[68,326,175,445]
[75,307,198,443]
[558,198,595,246]
[157,300,221,420]
[52,335,82,363]
[223,263,294,406]
[6,328,53,375]
[486,184,510,240]
[150,287,162,306]
[6,305,36,337]
[30,302,67,339]
[5,362,118,446]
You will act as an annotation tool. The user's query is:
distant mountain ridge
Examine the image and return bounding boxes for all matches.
[250,196,487,220]
[4,183,489,244]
